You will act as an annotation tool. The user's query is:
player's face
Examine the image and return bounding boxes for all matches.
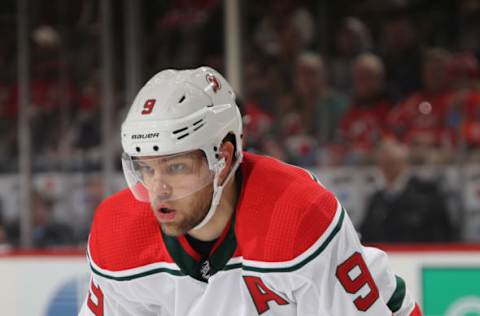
[135,151,214,236]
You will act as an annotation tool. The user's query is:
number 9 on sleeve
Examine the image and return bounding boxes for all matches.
[336,252,380,311]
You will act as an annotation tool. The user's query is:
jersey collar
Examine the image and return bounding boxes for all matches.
[161,211,237,282]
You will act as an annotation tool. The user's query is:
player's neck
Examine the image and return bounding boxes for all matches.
[188,174,238,241]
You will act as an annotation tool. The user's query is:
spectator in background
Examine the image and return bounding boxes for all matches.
[380,11,422,102]
[0,225,9,252]
[62,74,103,170]
[0,198,9,252]
[360,139,454,243]
[6,190,74,248]
[253,0,314,58]
[279,52,348,166]
[35,191,75,248]
[242,59,277,116]
[252,0,314,92]
[0,82,17,172]
[268,21,310,91]
[388,48,453,164]
[457,0,480,57]
[338,53,391,164]
[293,52,349,145]
[241,60,281,158]
[74,177,105,243]
[330,17,373,96]
[27,25,77,170]
[444,52,480,156]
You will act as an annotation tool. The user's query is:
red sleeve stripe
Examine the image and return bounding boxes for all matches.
[409,304,422,316]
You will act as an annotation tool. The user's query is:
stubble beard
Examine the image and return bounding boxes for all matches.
[159,186,213,236]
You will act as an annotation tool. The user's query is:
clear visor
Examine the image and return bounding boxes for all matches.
[121,150,214,202]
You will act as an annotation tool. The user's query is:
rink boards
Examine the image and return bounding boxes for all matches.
[0,246,479,316]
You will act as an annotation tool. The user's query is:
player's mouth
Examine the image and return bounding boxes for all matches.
[155,206,177,222]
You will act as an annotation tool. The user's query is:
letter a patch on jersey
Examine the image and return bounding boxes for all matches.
[243,276,289,314]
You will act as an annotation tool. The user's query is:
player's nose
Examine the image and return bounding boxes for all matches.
[152,181,173,201]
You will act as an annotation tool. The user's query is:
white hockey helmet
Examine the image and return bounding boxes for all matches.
[121,66,243,230]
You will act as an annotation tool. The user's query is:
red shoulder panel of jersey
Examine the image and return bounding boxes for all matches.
[88,189,174,271]
[235,152,338,262]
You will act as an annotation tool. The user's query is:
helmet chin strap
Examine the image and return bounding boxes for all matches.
[191,152,243,231]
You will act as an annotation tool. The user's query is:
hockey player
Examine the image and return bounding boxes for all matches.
[79,66,422,315]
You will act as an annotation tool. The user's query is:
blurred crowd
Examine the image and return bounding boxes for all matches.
[1,0,480,170]
[1,0,480,247]
[241,0,480,168]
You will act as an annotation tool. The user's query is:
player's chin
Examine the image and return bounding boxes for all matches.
[160,215,204,236]
[160,223,186,237]
[159,216,196,236]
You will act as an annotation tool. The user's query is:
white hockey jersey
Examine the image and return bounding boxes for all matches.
[79,152,422,316]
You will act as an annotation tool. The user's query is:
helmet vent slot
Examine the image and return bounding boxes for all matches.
[173,127,188,134]
[172,118,207,140]
[193,123,205,131]
[177,133,189,140]
[178,95,186,104]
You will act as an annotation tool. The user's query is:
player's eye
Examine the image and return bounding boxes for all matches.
[166,162,190,174]
[136,164,155,177]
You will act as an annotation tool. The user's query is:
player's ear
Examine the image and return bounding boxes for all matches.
[217,141,234,185]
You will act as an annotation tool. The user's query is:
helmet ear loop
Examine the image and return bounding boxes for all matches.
[214,149,227,181]
[217,157,226,172]
[191,149,242,231]
[191,159,224,231]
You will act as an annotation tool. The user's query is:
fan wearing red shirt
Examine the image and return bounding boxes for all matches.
[338,53,391,163]
[388,48,453,148]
